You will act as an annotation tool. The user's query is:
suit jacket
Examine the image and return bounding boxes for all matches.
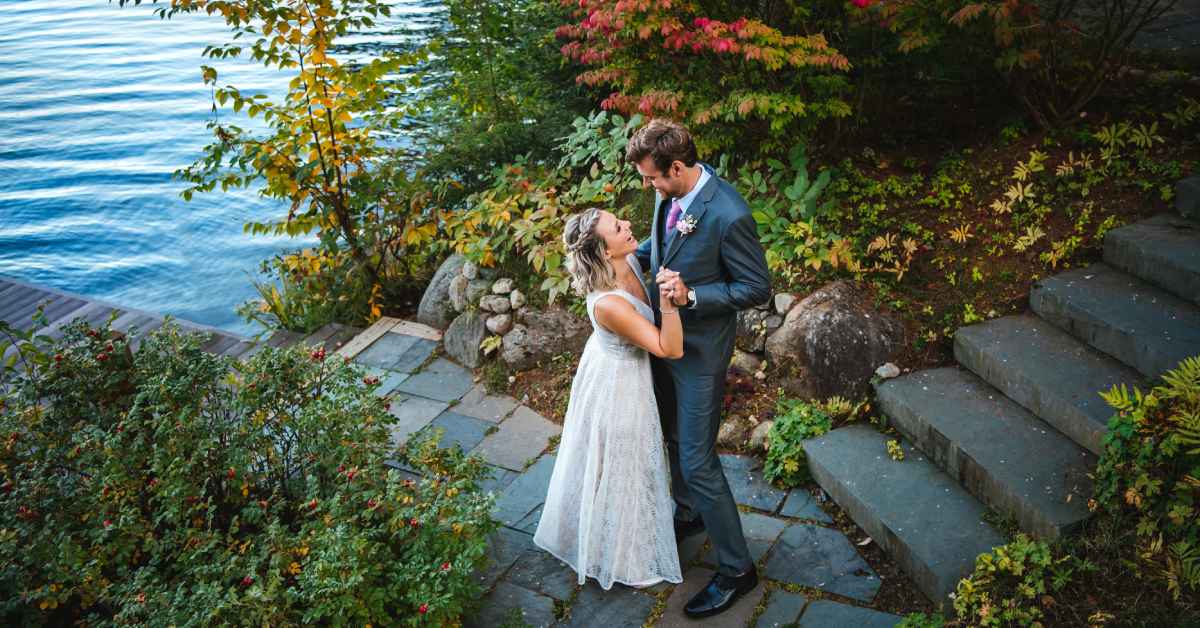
[635,164,771,376]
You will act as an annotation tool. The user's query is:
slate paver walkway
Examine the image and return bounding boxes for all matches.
[471,405,561,471]
[721,453,789,513]
[559,581,658,627]
[385,395,448,447]
[755,590,809,628]
[660,567,766,628]
[702,511,788,566]
[467,580,557,628]
[779,488,834,523]
[418,410,493,453]
[764,524,881,603]
[456,384,520,423]
[797,600,901,627]
[394,356,475,401]
[493,454,557,528]
[343,320,905,626]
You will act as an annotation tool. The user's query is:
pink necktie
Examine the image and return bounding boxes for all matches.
[666,199,683,231]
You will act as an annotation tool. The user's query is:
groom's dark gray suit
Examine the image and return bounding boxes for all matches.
[635,163,770,577]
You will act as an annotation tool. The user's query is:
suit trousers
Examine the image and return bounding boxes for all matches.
[651,356,753,576]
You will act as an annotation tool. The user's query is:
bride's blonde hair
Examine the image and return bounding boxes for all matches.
[563,208,618,296]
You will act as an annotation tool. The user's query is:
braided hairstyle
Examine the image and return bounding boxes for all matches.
[562,208,618,297]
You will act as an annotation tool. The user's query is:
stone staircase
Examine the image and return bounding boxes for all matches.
[802,212,1200,608]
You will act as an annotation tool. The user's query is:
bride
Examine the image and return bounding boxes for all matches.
[533,207,684,590]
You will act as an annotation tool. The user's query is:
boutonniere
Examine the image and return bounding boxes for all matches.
[676,214,699,235]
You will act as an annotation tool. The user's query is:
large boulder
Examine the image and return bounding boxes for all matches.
[444,311,488,368]
[765,281,904,399]
[416,254,467,329]
[449,274,469,312]
[500,309,591,370]
[736,308,772,353]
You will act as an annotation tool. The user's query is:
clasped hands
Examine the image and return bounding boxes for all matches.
[656,266,689,308]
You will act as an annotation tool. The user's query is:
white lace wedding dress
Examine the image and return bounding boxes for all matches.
[533,254,682,590]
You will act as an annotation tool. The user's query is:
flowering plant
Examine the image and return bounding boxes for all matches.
[0,319,496,625]
[555,0,851,154]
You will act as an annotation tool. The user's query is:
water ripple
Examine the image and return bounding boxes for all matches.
[0,0,437,334]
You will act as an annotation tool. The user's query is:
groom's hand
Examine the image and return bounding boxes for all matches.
[656,267,690,307]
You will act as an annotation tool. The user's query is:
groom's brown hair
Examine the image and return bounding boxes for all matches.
[625,119,698,176]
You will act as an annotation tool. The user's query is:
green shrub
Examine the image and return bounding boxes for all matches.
[896,611,946,628]
[1093,355,1200,600]
[443,110,646,304]
[952,534,1071,626]
[763,395,834,487]
[0,320,495,626]
[415,0,591,204]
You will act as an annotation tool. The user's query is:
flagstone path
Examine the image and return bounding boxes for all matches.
[341,316,903,628]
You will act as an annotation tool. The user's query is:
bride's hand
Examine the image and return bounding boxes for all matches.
[658,282,678,311]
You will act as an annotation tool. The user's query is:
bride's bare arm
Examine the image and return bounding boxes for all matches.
[593,287,683,359]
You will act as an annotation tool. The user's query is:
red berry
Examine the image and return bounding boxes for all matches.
[410,517,419,528]
[367,498,378,510]
[96,353,108,362]
[241,576,253,587]
[103,519,112,528]
[53,354,63,363]
[440,562,451,572]
[308,499,318,510]
[227,468,236,479]
[418,603,428,614]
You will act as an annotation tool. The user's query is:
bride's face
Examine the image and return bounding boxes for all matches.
[596,210,638,261]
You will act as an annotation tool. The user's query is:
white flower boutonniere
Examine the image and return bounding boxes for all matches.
[676,214,698,236]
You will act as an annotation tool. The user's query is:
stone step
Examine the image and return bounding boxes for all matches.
[803,425,1004,608]
[954,315,1145,455]
[875,367,1095,539]
[1104,214,1200,306]
[1030,263,1200,379]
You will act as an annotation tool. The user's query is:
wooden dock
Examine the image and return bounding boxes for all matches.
[0,275,360,359]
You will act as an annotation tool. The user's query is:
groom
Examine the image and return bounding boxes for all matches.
[629,119,771,618]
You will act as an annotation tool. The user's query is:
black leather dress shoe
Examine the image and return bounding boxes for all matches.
[683,567,759,618]
[673,517,705,540]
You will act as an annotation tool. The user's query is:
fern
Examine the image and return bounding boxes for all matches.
[1167,541,1200,600]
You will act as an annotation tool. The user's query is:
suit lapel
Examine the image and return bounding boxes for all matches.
[662,172,718,268]
[651,195,668,273]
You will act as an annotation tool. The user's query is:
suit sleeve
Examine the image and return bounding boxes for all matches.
[691,212,771,317]
[635,236,653,272]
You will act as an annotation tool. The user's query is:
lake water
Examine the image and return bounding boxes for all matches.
[0,0,440,335]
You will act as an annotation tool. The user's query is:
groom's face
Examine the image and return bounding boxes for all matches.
[634,157,687,200]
